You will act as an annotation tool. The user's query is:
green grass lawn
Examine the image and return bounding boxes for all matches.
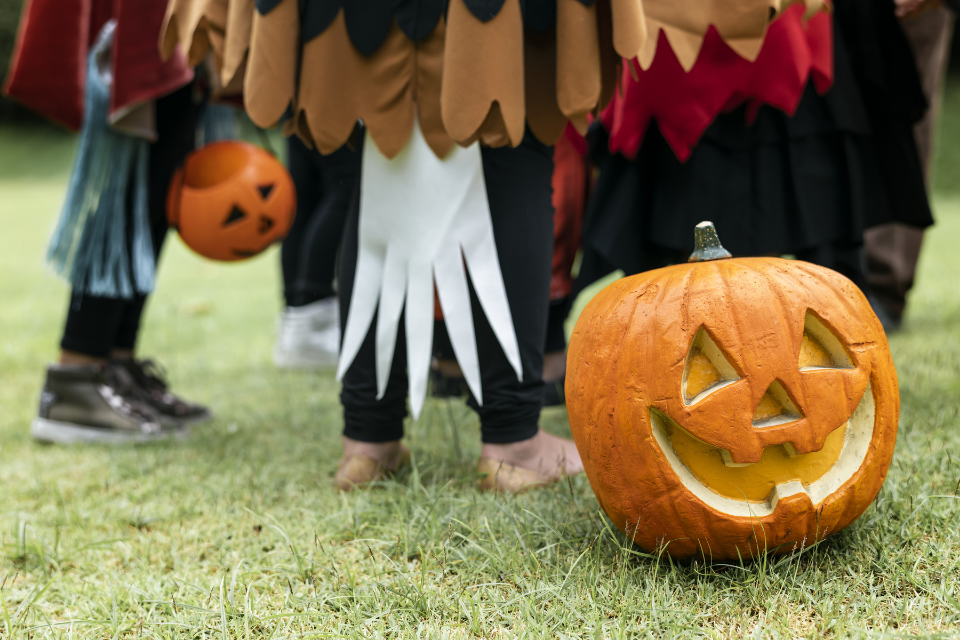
[0,103,959,638]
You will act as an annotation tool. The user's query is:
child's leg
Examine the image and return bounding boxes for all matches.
[469,133,583,487]
[335,204,410,489]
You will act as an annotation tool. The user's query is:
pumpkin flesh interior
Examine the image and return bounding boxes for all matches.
[665,329,848,503]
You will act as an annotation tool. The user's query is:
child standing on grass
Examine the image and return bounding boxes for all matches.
[4,0,210,443]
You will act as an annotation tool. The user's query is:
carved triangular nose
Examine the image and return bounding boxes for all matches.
[752,380,802,428]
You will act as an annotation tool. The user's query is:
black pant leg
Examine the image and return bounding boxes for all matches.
[283,136,360,307]
[467,132,554,444]
[61,296,131,357]
[282,136,325,306]
[544,295,572,354]
[337,131,553,445]
[338,202,410,442]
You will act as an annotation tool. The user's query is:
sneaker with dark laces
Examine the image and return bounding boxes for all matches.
[31,363,181,444]
[111,358,212,426]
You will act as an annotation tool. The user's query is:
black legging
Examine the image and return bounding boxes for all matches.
[339,131,555,444]
[281,135,360,307]
[60,84,199,357]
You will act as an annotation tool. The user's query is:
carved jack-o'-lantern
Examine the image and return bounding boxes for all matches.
[566,222,899,560]
[167,141,295,262]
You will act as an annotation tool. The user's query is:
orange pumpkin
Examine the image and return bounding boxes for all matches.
[566,222,899,560]
[167,141,295,261]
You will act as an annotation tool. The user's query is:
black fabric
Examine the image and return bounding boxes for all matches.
[396,0,447,42]
[61,84,199,357]
[520,0,555,32]
[301,0,444,49]
[300,0,341,41]
[576,5,932,296]
[462,0,507,21]
[298,0,589,46]
[833,0,932,230]
[343,0,395,55]
[281,134,360,307]
[544,295,571,354]
[257,0,285,14]
[340,130,554,444]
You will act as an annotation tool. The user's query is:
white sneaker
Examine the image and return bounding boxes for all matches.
[273,298,341,369]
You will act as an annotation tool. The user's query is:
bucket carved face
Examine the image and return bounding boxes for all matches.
[167,141,295,262]
[565,224,898,560]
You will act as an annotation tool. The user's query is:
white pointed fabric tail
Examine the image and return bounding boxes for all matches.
[336,122,522,419]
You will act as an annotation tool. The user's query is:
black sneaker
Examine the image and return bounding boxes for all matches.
[111,358,212,426]
[31,363,182,444]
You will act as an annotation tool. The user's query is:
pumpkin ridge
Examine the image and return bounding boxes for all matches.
[678,263,696,336]
[790,260,864,322]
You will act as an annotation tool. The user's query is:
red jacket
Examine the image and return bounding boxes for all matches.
[3,0,192,130]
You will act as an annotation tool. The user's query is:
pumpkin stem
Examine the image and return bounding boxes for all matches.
[688,221,733,263]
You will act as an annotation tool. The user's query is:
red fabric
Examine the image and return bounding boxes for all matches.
[550,123,590,301]
[602,4,834,162]
[112,0,193,120]
[3,0,91,130]
[3,0,191,131]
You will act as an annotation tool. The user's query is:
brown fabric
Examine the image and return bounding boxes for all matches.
[296,12,451,159]
[222,0,253,88]
[557,0,602,133]
[442,0,525,148]
[160,0,227,66]
[244,0,297,128]
[415,20,453,158]
[864,6,954,319]
[524,28,568,146]
[160,0,811,156]
[903,4,954,181]
[594,0,622,113]
[610,0,648,61]
[864,224,925,318]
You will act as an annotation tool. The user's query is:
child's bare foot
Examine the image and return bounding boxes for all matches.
[478,430,584,493]
[335,436,410,491]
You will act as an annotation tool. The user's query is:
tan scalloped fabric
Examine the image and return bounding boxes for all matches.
[441,0,525,149]
[635,0,826,71]
[221,0,253,87]
[295,11,452,159]
[524,29,567,146]
[244,0,297,129]
[556,0,601,134]
[161,0,826,156]
[160,0,227,67]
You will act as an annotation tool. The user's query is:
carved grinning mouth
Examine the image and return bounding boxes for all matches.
[649,383,876,518]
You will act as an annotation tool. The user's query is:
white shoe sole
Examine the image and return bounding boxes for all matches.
[30,418,188,445]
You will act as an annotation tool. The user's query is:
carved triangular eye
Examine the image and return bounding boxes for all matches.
[683,328,740,405]
[223,205,247,227]
[257,183,275,199]
[752,380,802,428]
[799,312,853,370]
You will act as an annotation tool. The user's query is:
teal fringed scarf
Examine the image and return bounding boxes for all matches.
[45,22,154,299]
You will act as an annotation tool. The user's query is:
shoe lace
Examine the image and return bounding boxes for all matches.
[102,365,156,421]
[132,359,169,392]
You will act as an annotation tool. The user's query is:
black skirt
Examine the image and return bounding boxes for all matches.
[577,0,933,292]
